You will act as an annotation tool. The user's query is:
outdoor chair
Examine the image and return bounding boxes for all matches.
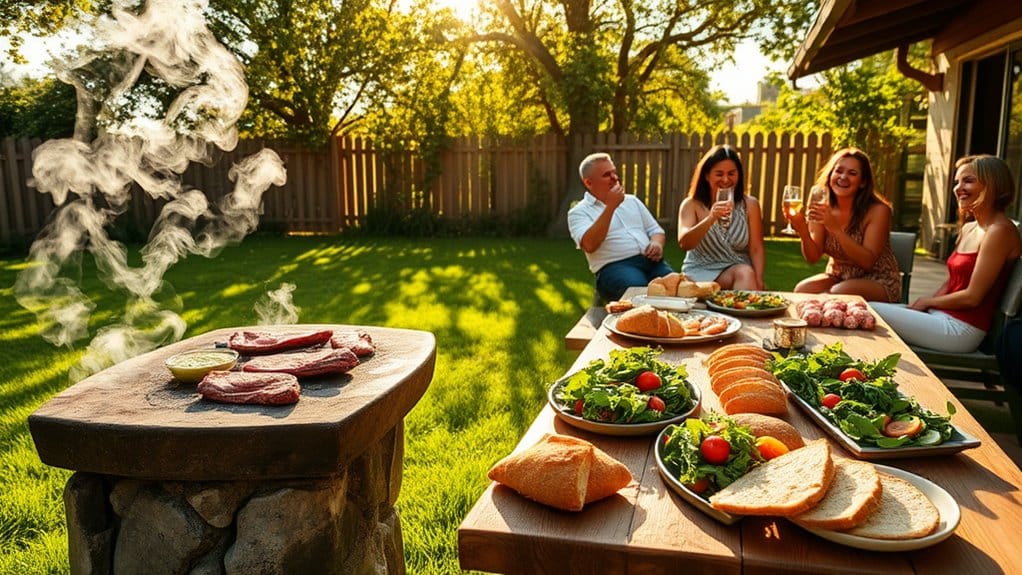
[889,231,917,304]
[910,256,1022,444]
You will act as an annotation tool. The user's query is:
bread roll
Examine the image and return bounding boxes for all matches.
[646,278,669,296]
[729,413,805,450]
[605,300,634,314]
[488,434,592,511]
[661,272,684,296]
[793,459,882,530]
[844,473,940,540]
[487,434,633,511]
[710,440,834,516]
[696,281,722,299]
[675,280,700,298]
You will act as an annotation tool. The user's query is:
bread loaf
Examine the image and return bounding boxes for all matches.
[646,278,670,296]
[843,473,940,540]
[488,434,632,511]
[616,305,684,338]
[710,440,834,516]
[792,459,882,530]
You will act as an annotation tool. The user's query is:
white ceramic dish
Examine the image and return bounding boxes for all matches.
[631,294,697,312]
[782,383,981,459]
[165,348,239,383]
[704,299,790,318]
[548,378,701,437]
[791,464,960,551]
[603,310,741,344]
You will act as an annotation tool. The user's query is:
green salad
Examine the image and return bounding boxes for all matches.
[768,343,957,448]
[659,414,762,496]
[555,346,694,424]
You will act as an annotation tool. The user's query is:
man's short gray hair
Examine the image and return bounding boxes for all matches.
[579,152,612,181]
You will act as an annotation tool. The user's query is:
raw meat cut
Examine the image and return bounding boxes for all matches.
[227,329,333,354]
[242,347,359,377]
[197,371,300,405]
[330,330,376,357]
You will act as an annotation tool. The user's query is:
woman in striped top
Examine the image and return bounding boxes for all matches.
[677,145,765,290]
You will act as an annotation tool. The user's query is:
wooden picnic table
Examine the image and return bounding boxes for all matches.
[458,289,1022,574]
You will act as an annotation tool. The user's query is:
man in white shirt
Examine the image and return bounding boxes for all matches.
[568,152,673,301]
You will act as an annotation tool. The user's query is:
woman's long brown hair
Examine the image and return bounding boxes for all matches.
[814,147,888,233]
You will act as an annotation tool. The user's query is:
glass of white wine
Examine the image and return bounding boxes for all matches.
[808,185,828,222]
[716,187,734,228]
[781,185,802,235]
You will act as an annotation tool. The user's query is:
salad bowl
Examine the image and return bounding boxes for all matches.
[548,378,701,436]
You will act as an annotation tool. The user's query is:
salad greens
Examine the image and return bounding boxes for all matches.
[709,290,788,310]
[768,343,957,448]
[659,414,761,495]
[555,346,694,424]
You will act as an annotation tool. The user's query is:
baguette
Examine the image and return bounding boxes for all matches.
[729,413,805,450]
[843,473,940,540]
[710,440,834,516]
[792,459,882,530]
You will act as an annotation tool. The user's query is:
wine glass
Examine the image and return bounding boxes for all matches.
[781,185,802,235]
[716,187,734,228]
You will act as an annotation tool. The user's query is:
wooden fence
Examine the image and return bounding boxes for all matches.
[0,131,837,245]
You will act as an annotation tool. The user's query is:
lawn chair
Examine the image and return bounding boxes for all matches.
[890,231,916,304]
[910,256,1022,444]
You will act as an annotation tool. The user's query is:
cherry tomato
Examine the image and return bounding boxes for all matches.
[687,476,711,494]
[821,393,842,409]
[700,435,731,465]
[635,371,662,392]
[839,368,866,382]
[574,399,585,414]
[755,436,790,460]
[647,396,666,412]
[883,416,923,438]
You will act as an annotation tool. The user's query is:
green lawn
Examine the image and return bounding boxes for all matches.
[0,235,821,575]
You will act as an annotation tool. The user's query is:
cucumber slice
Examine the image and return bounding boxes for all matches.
[916,429,942,446]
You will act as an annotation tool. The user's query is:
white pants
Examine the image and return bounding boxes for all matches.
[871,302,986,353]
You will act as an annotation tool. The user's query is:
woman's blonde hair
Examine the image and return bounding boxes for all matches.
[954,155,1017,224]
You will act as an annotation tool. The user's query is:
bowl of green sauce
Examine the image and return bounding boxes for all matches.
[165,348,239,383]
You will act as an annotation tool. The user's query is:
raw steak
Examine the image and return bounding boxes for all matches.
[242,347,359,377]
[197,371,300,405]
[227,329,333,354]
[330,330,376,357]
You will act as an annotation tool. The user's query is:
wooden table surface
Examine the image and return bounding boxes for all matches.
[458,290,1022,574]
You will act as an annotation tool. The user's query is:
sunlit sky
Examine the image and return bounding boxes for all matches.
[5,3,800,107]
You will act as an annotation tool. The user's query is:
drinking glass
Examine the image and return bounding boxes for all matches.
[716,187,734,228]
[808,185,828,223]
[781,185,802,235]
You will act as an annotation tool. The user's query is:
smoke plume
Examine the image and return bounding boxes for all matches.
[15,0,287,379]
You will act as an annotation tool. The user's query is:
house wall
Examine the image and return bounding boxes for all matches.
[923,17,1022,255]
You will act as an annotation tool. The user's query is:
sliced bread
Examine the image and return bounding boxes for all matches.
[717,377,785,407]
[710,366,780,395]
[729,413,805,450]
[723,388,788,415]
[793,459,883,530]
[843,473,940,540]
[710,439,834,516]
[705,343,773,369]
[708,355,766,378]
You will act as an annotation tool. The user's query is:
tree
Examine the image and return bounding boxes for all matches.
[468,0,818,233]
[750,46,927,198]
[0,77,77,138]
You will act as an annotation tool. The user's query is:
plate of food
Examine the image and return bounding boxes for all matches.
[769,343,981,459]
[549,347,701,436]
[705,290,790,317]
[603,306,741,344]
[790,463,960,552]
[631,294,697,312]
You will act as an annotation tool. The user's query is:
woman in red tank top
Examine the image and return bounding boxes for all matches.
[871,155,1021,353]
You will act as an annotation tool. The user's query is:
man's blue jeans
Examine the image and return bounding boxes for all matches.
[595,254,673,302]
